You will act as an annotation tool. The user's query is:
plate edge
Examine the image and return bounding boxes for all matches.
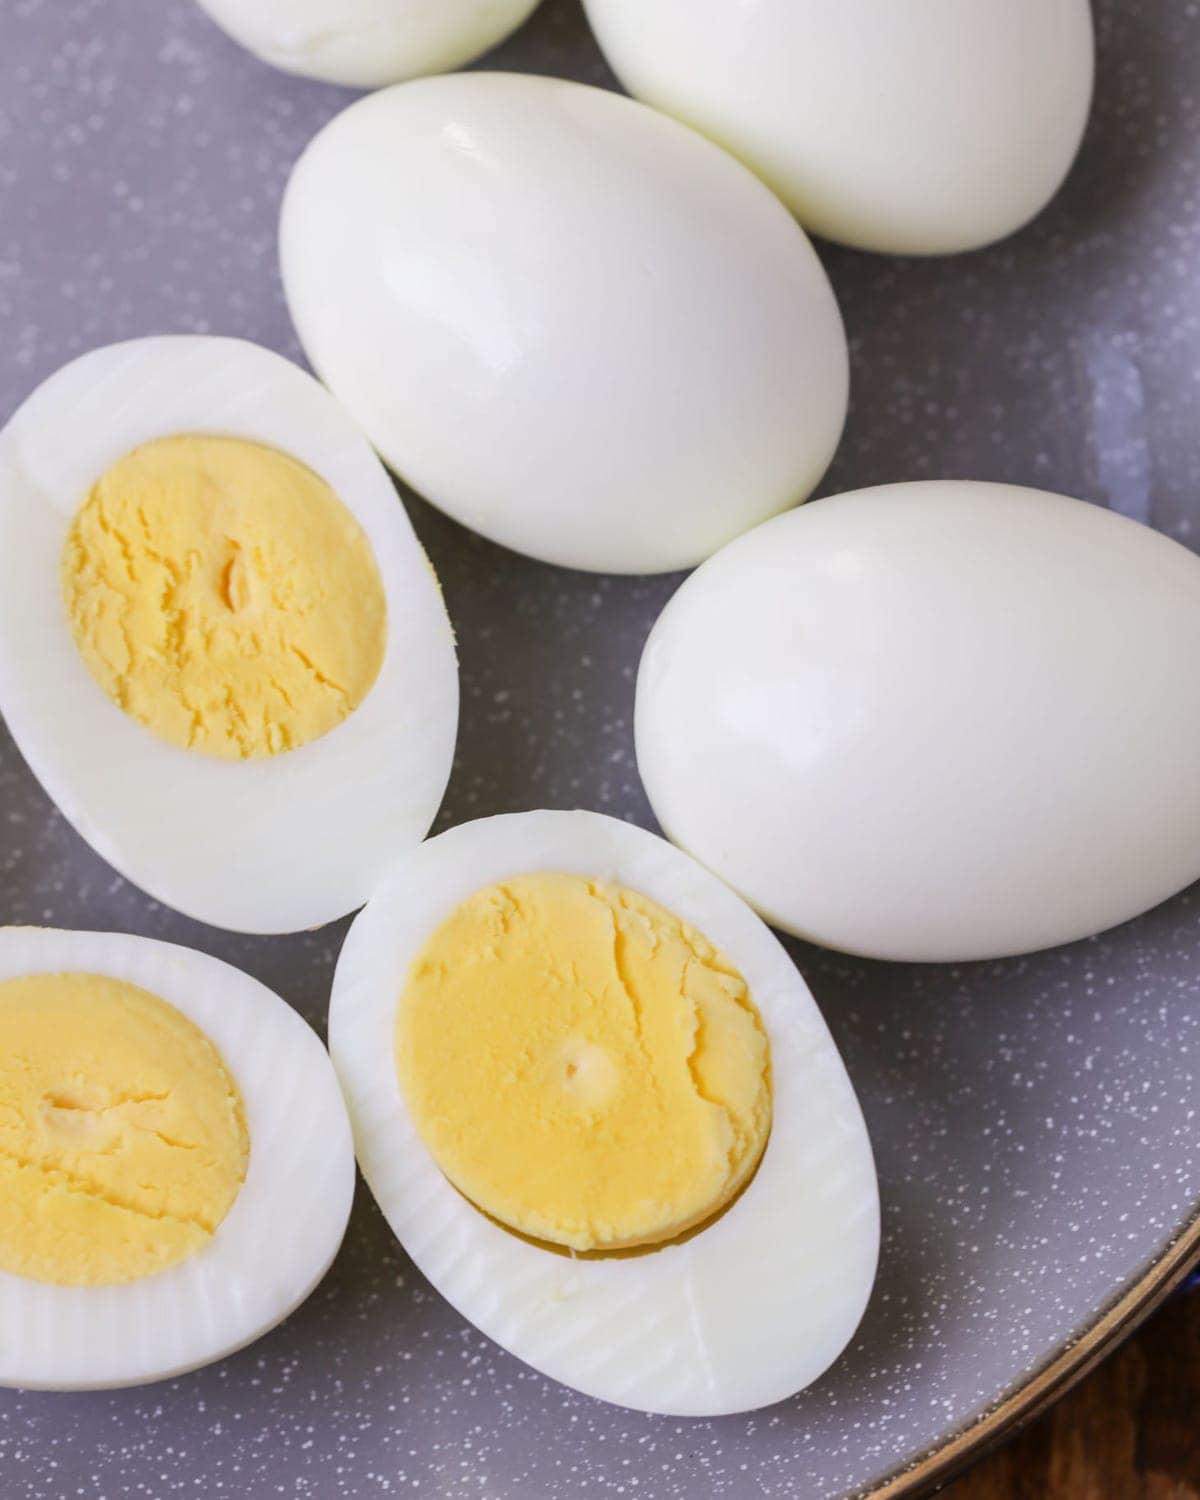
[858,1203,1200,1499]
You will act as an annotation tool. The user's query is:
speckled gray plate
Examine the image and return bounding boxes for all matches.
[1,2,1198,1496]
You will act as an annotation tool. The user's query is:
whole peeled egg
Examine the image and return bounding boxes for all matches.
[583,0,1094,256]
[194,0,544,89]
[280,73,849,574]
[636,482,1200,963]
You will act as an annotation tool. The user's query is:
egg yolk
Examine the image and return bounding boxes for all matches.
[396,873,772,1252]
[61,434,387,760]
[0,972,249,1286]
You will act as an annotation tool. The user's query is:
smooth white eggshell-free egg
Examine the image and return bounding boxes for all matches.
[0,337,458,935]
[584,0,1094,256]
[636,482,1200,963]
[195,0,543,89]
[0,927,355,1391]
[330,810,879,1415]
[280,73,849,574]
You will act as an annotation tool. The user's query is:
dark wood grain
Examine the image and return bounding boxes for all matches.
[947,1291,1200,1499]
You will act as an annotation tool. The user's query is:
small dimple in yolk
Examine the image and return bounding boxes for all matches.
[395,873,772,1253]
[0,972,249,1287]
[60,433,388,761]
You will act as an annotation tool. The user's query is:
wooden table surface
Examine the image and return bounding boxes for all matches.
[945,1286,1200,1499]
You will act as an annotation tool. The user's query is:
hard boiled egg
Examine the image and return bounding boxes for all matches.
[636,482,1200,963]
[330,810,879,1415]
[584,0,1094,256]
[194,0,543,90]
[0,336,458,935]
[280,74,849,574]
[0,926,354,1390]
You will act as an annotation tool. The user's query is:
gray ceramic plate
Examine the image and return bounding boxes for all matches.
[2,1,1198,1496]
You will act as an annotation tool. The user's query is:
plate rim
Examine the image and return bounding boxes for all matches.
[859,1203,1200,1498]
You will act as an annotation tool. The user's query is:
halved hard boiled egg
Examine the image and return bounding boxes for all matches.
[330,810,879,1415]
[0,926,354,1390]
[0,336,458,934]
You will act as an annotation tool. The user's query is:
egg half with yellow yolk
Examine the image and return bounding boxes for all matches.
[0,336,458,934]
[0,925,354,1391]
[330,810,879,1416]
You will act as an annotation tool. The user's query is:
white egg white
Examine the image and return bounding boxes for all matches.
[636,481,1200,963]
[583,0,1094,256]
[194,0,543,90]
[280,73,849,575]
[329,810,879,1416]
[0,926,355,1391]
[0,336,458,934]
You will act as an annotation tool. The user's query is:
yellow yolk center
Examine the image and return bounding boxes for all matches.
[61,434,387,760]
[0,972,249,1286]
[396,873,772,1252]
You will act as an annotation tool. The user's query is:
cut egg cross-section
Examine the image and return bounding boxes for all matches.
[0,926,355,1391]
[330,810,879,1416]
[0,336,459,934]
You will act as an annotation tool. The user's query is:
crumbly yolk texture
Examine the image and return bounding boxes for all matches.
[396,873,772,1252]
[61,434,387,760]
[0,972,249,1286]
